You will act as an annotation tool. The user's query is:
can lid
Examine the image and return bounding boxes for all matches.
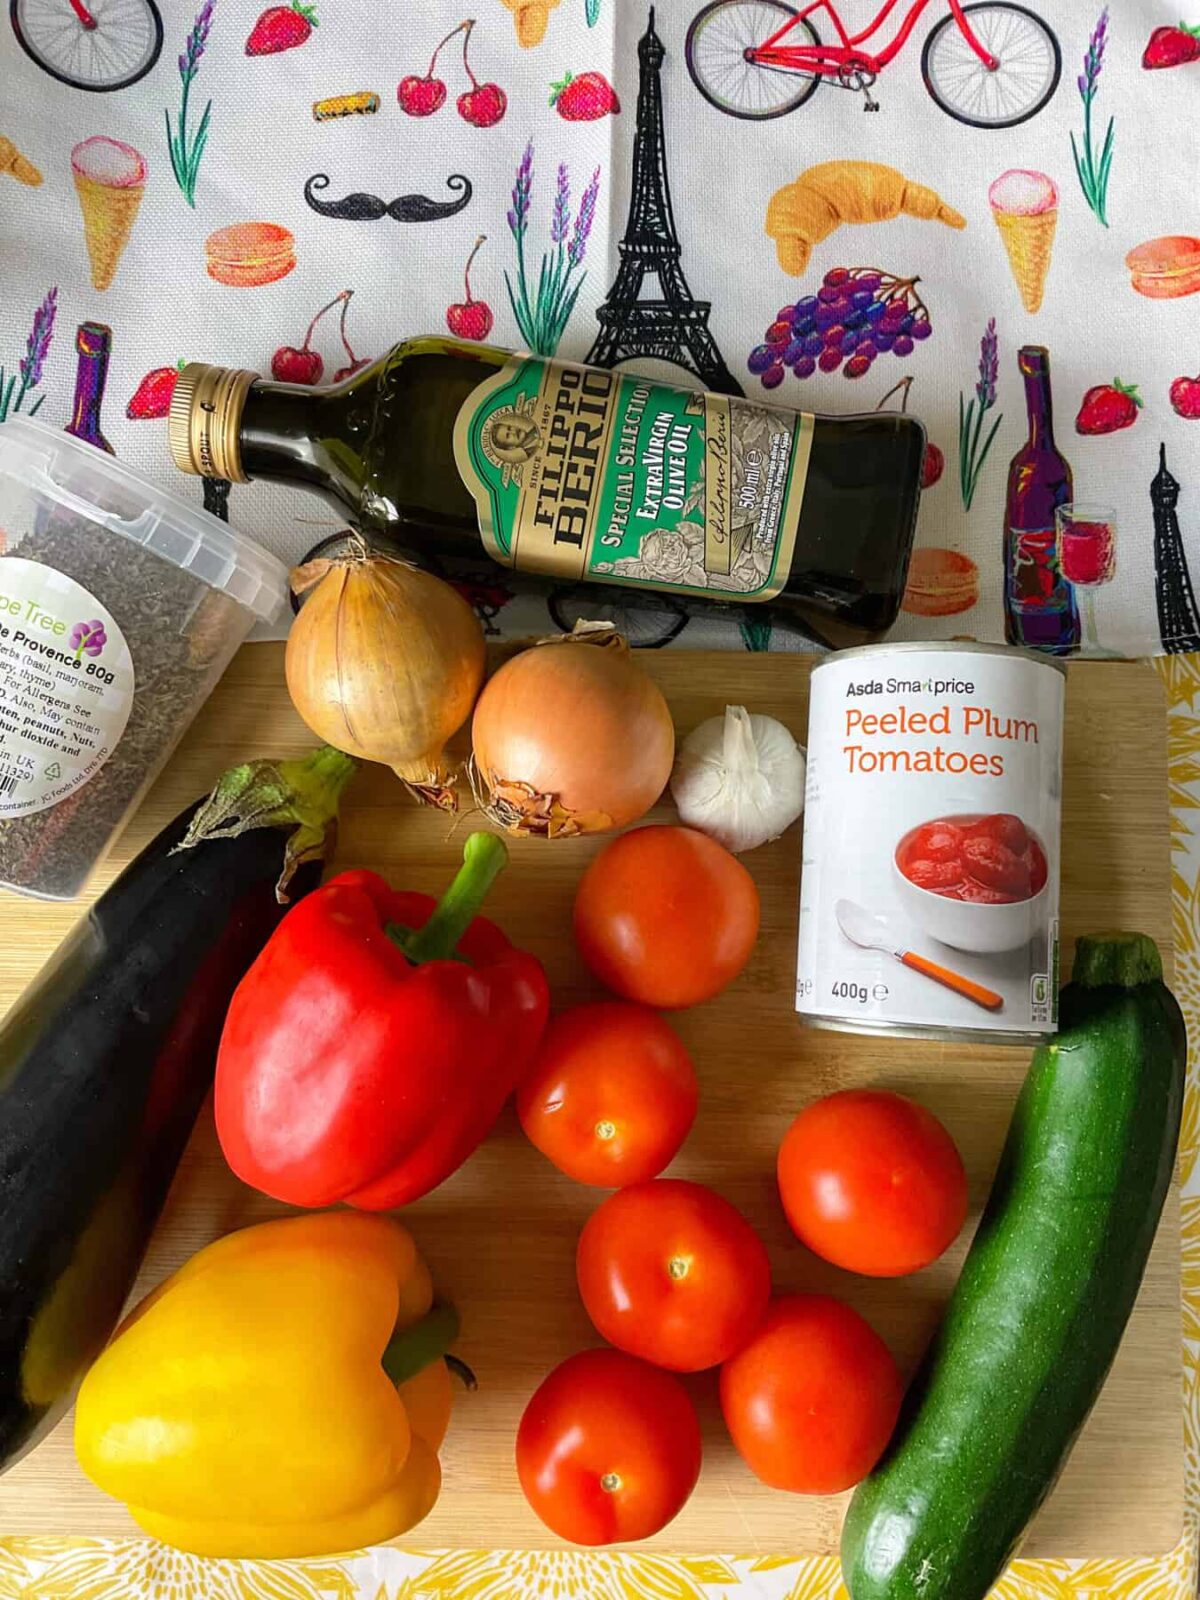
[0,415,287,623]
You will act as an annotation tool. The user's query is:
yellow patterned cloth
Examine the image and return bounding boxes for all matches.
[2,659,1198,1600]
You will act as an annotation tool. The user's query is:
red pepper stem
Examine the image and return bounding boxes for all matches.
[381,1301,461,1387]
[388,831,508,964]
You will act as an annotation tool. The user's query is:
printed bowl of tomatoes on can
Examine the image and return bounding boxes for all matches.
[894,812,1050,953]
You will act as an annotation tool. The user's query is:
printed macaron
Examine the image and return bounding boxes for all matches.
[1125,236,1200,299]
[205,222,296,287]
[901,548,979,618]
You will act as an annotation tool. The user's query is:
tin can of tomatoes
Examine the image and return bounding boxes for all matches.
[796,642,1065,1043]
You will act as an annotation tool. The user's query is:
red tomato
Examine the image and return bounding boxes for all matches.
[517,1002,698,1187]
[573,826,760,1009]
[968,812,1028,854]
[576,1178,771,1371]
[904,856,963,892]
[720,1295,901,1494]
[962,835,1031,897]
[777,1089,968,1277]
[516,1348,701,1544]
[912,821,964,862]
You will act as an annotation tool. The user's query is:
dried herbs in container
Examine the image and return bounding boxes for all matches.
[0,418,287,898]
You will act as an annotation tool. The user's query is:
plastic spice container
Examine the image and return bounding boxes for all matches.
[0,417,288,899]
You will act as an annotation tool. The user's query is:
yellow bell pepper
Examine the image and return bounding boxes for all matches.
[74,1212,457,1558]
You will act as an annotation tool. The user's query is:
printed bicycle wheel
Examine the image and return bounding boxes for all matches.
[686,0,821,120]
[921,2,1060,128]
[10,0,163,91]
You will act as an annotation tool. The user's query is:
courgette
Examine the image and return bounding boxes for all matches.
[0,747,354,1474]
[841,932,1186,1600]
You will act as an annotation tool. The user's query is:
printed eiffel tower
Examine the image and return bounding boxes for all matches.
[1151,442,1200,653]
[587,9,742,397]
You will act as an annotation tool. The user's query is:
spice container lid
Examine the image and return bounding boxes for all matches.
[0,416,288,623]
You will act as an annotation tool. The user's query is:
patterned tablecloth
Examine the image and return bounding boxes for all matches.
[0,658,1196,1597]
[1,0,1199,1591]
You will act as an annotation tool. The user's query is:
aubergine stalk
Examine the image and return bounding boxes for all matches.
[0,746,356,1473]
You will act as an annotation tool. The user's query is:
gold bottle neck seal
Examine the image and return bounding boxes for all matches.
[168,363,260,484]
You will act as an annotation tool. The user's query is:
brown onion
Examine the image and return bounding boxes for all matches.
[471,623,675,837]
[285,551,485,807]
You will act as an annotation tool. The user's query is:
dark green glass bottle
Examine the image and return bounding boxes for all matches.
[170,336,925,649]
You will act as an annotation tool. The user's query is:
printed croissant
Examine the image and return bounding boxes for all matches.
[0,136,42,187]
[767,161,966,276]
[500,0,561,46]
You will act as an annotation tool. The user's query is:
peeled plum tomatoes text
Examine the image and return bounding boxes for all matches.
[896,814,1047,905]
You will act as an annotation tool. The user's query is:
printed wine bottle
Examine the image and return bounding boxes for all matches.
[64,321,114,455]
[168,337,925,649]
[1003,346,1079,654]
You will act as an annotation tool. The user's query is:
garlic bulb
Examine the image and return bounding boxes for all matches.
[670,704,805,854]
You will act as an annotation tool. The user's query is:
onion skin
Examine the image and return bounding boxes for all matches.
[285,557,485,805]
[471,632,675,838]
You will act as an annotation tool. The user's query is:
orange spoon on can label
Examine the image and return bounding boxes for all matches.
[835,899,1004,1013]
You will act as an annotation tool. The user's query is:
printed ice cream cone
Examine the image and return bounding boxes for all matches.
[988,170,1058,315]
[71,137,147,292]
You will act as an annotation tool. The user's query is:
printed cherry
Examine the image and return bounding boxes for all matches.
[272,290,365,386]
[922,440,945,488]
[1170,374,1200,419]
[331,290,368,383]
[398,20,459,116]
[272,290,345,385]
[446,235,493,341]
[126,360,184,420]
[876,376,943,486]
[457,20,507,127]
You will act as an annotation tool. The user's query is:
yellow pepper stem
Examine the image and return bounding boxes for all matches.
[381,1301,460,1387]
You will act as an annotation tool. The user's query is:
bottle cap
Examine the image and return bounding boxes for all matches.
[168,362,259,483]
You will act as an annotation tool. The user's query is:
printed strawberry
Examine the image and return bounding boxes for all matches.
[1170,374,1200,419]
[1142,22,1200,68]
[246,0,317,56]
[550,70,620,120]
[1075,377,1143,435]
[126,361,184,420]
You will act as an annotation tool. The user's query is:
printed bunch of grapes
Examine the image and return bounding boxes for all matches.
[748,268,932,388]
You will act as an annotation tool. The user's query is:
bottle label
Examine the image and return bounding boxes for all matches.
[1009,527,1067,611]
[453,356,812,601]
[0,558,134,819]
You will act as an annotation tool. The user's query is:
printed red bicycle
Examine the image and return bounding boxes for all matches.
[10,0,162,91]
[686,0,1061,127]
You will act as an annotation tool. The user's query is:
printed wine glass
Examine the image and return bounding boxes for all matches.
[1056,503,1117,657]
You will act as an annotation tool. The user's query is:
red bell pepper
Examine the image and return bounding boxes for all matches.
[214,832,549,1208]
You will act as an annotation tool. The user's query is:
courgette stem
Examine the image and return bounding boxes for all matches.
[1072,932,1163,990]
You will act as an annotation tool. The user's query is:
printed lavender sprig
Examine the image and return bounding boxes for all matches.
[958,318,1003,512]
[166,0,215,207]
[1071,9,1114,226]
[0,286,57,424]
[505,145,600,355]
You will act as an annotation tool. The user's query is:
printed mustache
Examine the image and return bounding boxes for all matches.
[303,172,472,222]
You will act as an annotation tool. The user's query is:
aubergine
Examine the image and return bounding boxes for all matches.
[0,747,354,1472]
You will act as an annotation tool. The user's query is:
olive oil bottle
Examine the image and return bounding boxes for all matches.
[170,336,925,648]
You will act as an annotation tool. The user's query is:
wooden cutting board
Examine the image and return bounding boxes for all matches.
[0,647,1183,1559]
